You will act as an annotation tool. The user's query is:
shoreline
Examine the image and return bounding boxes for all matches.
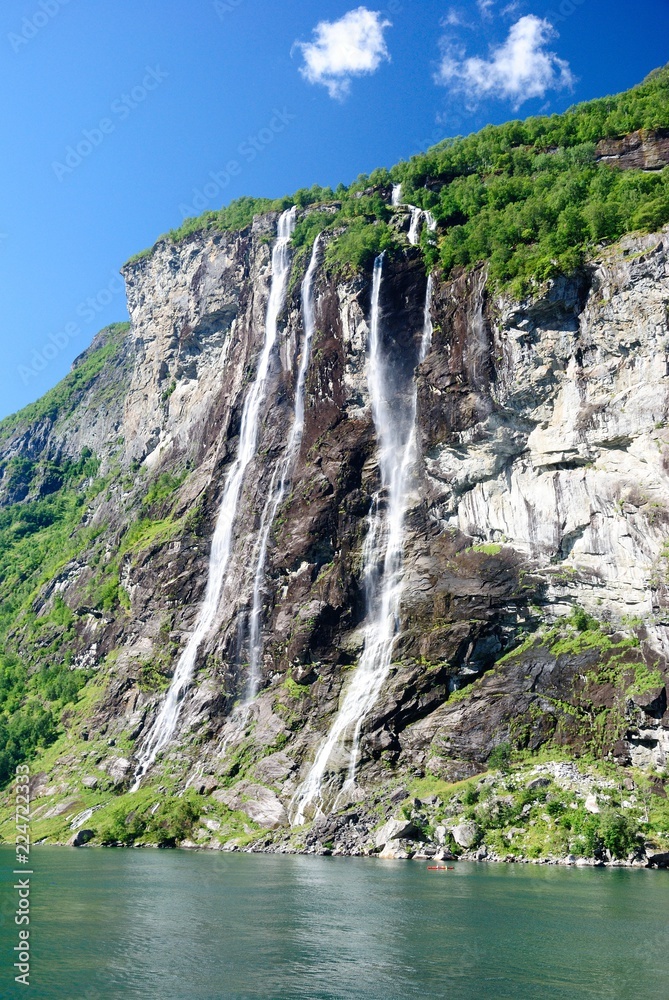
[5,839,668,870]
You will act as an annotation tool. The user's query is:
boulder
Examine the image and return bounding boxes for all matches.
[212,788,239,809]
[71,829,95,847]
[527,777,551,791]
[451,821,480,848]
[378,841,411,860]
[389,787,409,805]
[646,851,669,869]
[241,788,288,830]
[584,794,600,814]
[192,776,218,795]
[105,757,131,785]
[214,783,289,829]
[374,818,420,849]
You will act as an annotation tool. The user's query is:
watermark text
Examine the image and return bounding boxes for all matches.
[13,765,32,987]
[52,66,168,181]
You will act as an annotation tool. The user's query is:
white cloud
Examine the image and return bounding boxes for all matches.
[444,9,464,26]
[293,7,392,100]
[477,0,496,18]
[436,14,575,109]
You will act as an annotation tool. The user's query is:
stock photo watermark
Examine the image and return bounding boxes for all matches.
[18,270,125,384]
[179,108,296,217]
[13,765,32,987]
[52,65,169,181]
[213,0,244,18]
[8,0,74,53]
[547,0,587,25]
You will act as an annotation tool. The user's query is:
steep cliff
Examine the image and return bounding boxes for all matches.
[2,69,669,862]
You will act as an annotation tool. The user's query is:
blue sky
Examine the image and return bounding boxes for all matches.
[1,0,668,419]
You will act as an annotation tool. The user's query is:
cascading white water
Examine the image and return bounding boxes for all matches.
[408,206,437,245]
[245,235,323,702]
[291,254,434,824]
[394,183,436,246]
[131,206,297,790]
[408,207,423,246]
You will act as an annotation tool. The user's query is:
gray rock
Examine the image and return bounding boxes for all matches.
[389,787,409,805]
[214,782,287,829]
[451,821,480,848]
[241,788,288,830]
[374,818,420,849]
[105,757,131,785]
[41,797,80,820]
[192,776,218,795]
[527,777,551,791]
[252,752,297,786]
[378,841,411,860]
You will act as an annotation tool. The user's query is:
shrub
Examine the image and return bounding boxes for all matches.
[488,742,512,773]
[324,219,398,275]
[600,811,639,859]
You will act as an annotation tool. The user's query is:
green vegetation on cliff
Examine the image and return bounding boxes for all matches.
[0,325,134,781]
[0,323,130,445]
[126,67,669,292]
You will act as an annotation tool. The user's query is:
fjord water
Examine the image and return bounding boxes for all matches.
[132,207,297,788]
[1,849,668,1000]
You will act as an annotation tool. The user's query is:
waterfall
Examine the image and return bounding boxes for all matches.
[393,184,436,246]
[408,207,436,246]
[408,208,423,246]
[245,235,322,702]
[131,206,297,790]
[291,255,434,824]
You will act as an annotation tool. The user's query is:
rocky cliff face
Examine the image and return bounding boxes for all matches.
[2,211,669,852]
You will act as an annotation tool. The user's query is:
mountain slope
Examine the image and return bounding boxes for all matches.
[1,70,669,863]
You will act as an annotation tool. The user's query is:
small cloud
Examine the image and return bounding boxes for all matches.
[444,8,464,26]
[293,6,392,100]
[436,14,575,109]
[477,0,496,18]
[501,1,521,16]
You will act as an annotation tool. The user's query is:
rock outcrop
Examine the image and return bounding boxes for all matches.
[596,128,669,170]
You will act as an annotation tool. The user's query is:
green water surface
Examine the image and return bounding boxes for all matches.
[1,848,667,999]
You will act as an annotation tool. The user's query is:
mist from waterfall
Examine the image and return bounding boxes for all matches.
[291,252,434,824]
[131,207,297,790]
[245,235,323,702]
